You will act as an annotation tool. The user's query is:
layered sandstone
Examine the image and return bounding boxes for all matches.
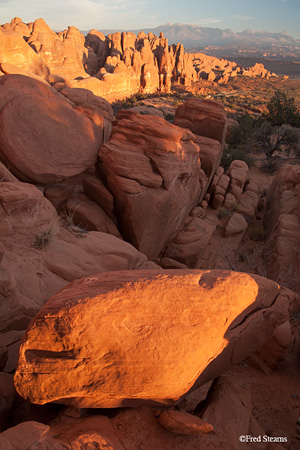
[263,165,300,287]
[14,269,293,408]
[99,110,202,259]
[174,98,227,199]
[0,17,277,101]
[0,75,104,184]
[0,182,153,331]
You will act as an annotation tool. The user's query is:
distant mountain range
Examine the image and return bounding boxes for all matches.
[82,23,300,62]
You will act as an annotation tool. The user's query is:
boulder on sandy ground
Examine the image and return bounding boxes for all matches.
[227,160,249,201]
[99,111,202,260]
[238,190,259,219]
[14,269,294,408]
[225,213,248,237]
[0,75,103,184]
[155,409,213,435]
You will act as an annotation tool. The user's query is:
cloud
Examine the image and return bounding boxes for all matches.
[196,18,222,25]
[232,14,254,20]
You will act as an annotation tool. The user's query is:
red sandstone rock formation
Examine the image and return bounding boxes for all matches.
[209,160,260,220]
[99,111,202,259]
[0,182,154,331]
[26,18,91,79]
[14,269,294,408]
[175,98,227,146]
[0,75,106,184]
[263,165,300,288]
[0,26,49,78]
[174,98,227,196]
[0,17,276,101]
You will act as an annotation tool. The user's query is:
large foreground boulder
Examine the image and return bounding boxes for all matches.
[14,269,294,408]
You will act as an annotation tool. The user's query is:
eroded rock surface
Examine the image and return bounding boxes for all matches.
[99,111,202,259]
[0,75,103,184]
[263,165,300,288]
[0,182,151,331]
[14,269,293,408]
[0,17,277,101]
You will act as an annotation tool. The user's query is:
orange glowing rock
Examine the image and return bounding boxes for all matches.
[14,269,293,408]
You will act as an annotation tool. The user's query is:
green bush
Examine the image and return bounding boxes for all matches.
[226,114,255,148]
[260,159,279,174]
[254,122,299,159]
[221,148,254,171]
[264,90,300,127]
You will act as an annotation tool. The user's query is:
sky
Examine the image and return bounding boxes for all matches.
[0,0,300,39]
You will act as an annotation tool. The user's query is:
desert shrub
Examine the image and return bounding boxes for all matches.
[174,92,184,100]
[32,221,60,249]
[164,113,175,123]
[249,224,266,241]
[264,90,300,127]
[232,202,240,212]
[261,188,268,197]
[260,159,279,174]
[172,99,182,107]
[226,114,255,148]
[221,148,254,171]
[218,207,232,219]
[134,93,149,101]
[254,122,299,159]
[61,209,88,238]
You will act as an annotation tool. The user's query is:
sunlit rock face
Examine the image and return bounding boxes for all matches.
[14,269,293,408]
[99,111,202,260]
[0,26,49,78]
[0,74,103,184]
[1,17,275,102]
